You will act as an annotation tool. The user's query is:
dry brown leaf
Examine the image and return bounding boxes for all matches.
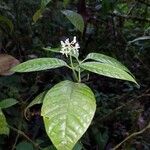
[0,54,20,76]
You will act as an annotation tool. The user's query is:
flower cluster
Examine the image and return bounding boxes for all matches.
[60,36,80,57]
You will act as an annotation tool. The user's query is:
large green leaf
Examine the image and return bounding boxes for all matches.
[0,98,18,109]
[41,80,96,150]
[11,58,67,72]
[62,10,84,33]
[0,109,9,135]
[84,53,131,74]
[80,62,138,85]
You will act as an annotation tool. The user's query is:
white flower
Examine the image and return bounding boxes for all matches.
[60,36,80,57]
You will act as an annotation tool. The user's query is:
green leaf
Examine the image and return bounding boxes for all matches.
[80,62,138,85]
[16,141,34,150]
[11,58,68,72]
[41,80,96,150]
[33,0,52,22]
[63,0,70,7]
[0,109,9,135]
[0,15,14,32]
[41,0,52,8]
[43,47,79,58]
[84,53,131,73]
[24,91,46,118]
[33,8,43,23]
[43,47,61,53]
[129,36,150,44]
[0,98,18,109]
[62,10,84,33]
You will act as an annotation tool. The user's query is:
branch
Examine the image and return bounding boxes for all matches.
[95,92,150,123]
[112,122,150,150]
[110,12,150,22]
[9,126,42,150]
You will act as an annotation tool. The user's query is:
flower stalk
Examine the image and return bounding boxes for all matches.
[60,36,81,82]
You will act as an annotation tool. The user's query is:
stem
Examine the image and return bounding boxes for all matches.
[69,54,79,82]
[12,104,24,150]
[9,126,42,150]
[78,68,81,83]
[76,57,81,83]
[112,123,150,150]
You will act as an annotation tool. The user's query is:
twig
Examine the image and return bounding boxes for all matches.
[11,105,24,150]
[12,129,20,150]
[112,122,150,150]
[9,126,42,150]
[127,2,137,15]
[95,90,150,123]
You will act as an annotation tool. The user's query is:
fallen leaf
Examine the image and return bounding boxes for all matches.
[0,54,20,76]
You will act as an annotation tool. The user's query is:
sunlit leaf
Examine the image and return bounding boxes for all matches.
[41,80,96,150]
[80,62,138,85]
[84,53,131,73]
[11,58,68,72]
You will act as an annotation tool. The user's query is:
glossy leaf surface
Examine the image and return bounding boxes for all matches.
[12,58,67,72]
[62,10,84,33]
[41,80,96,150]
[80,62,138,84]
[85,53,130,73]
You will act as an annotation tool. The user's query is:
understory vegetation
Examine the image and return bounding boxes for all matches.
[0,0,150,150]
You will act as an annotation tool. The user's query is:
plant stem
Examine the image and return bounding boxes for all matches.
[78,68,81,83]
[9,125,42,150]
[75,57,82,83]
[11,105,24,150]
[69,54,79,82]
[112,122,150,150]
